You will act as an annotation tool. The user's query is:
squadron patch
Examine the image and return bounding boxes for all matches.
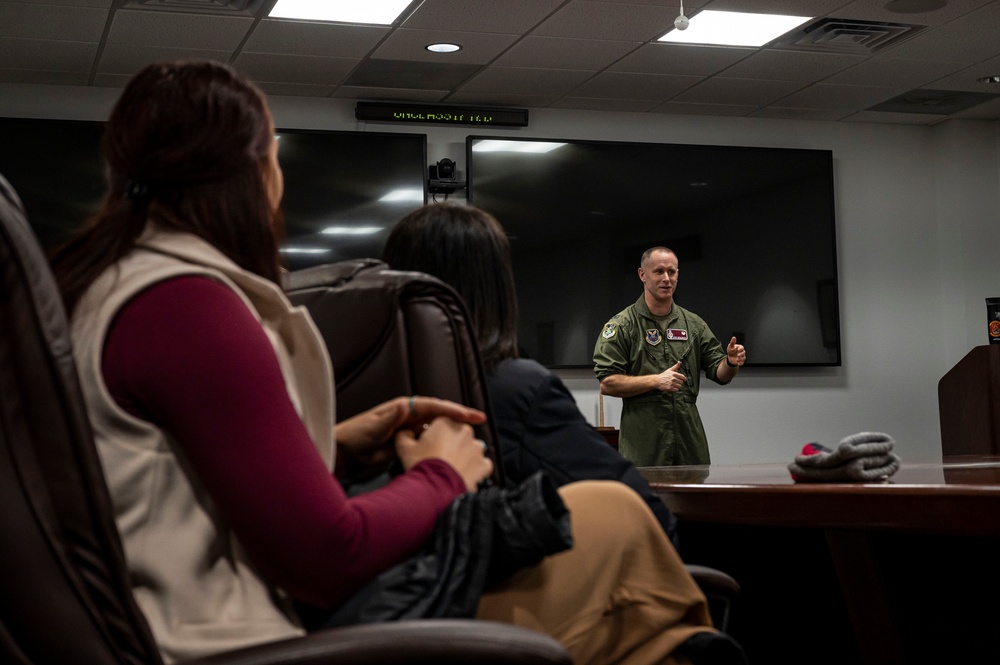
[645,329,662,346]
[602,322,617,339]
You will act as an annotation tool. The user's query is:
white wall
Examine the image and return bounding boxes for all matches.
[4,82,998,465]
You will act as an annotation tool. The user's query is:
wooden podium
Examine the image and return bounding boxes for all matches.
[938,344,1000,456]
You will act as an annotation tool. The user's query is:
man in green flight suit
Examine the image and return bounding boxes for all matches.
[593,246,746,466]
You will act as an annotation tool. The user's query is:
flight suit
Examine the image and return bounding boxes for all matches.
[593,296,728,466]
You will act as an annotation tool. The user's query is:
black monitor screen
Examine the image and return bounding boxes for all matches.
[276,128,427,270]
[0,117,106,251]
[0,118,427,270]
[466,135,840,368]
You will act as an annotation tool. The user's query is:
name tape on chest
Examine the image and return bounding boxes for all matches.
[646,328,688,345]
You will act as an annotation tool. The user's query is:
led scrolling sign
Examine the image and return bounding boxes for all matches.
[355,101,529,127]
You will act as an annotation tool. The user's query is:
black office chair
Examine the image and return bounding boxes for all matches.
[285,259,741,634]
[0,173,571,665]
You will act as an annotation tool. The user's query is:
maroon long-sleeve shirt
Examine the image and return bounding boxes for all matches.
[101,275,465,609]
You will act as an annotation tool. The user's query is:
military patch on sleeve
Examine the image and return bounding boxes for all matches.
[602,322,617,339]
[645,328,662,346]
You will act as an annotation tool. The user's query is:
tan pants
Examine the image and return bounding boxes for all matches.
[476,481,714,665]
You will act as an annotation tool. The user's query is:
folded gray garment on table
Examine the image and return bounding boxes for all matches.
[788,432,901,482]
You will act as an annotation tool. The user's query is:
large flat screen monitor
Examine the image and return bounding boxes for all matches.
[0,117,428,270]
[466,135,841,368]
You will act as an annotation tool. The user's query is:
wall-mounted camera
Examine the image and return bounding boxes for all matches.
[429,158,466,195]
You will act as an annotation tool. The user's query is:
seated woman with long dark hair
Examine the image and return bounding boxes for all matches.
[51,60,721,665]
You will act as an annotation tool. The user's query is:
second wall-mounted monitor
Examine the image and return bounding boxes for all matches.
[466,135,841,368]
[276,129,427,270]
[0,118,427,270]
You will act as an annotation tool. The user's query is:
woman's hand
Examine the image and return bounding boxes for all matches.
[334,395,487,467]
[395,417,493,492]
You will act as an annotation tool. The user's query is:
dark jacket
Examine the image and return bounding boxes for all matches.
[321,471,572,627]
[489,358,679,547]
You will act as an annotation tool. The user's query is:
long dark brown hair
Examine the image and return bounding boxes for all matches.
[382,203,520,373]
[50,60,282,316]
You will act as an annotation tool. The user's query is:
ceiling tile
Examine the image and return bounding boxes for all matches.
[705,0,847,14]
[748,106,852,121]
[672,77,809,106]
[824,55,968,87]
[550,96,660,111]
[652,100,760,116]
[777,81,910,109]
[459,66,595,96]
[97,42,233,76]
[0,37,98,71]
[496,36,640,70]
[533,1,677,41]
[0,67,91,85]
[721,49,865,81]
[333,85,448,102]
[570,70,702,100]
[950,93,1000,118]
[402,0,565,33]
[236,52,359,86]
[0,3,108,41]
[244,20,387,58]
[843,109,947,124]
[345,59,481,90]
[866,87,1000,113]
[106,9,251,49]
[611,43,754,76]
[253,81,335,97]
[8,0,112,7]
[835,0,994,25]
[881,24,1000,63]
[445,90,561,107]
[925,55,1000,92]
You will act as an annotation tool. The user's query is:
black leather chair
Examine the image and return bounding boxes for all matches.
[0,173,571,665]
[285,259,740,633]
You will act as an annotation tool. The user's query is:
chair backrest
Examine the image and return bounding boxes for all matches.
[0,175,162,665]
[285,259,504,487]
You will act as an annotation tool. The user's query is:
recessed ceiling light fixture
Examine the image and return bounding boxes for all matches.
[658,10,812,47]
[269,0,412,25]
[979,75,1000,84]
[426,43,461,53]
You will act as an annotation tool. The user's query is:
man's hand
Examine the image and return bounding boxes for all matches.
[727,337,746,367]
[655,361,687,392]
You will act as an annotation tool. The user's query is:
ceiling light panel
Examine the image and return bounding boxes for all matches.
[658,10,813,48]
[269,0,411,25]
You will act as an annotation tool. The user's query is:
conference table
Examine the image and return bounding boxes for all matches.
[640,457,1000,664]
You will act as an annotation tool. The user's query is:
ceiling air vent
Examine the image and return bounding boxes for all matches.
[770,18,926,55]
